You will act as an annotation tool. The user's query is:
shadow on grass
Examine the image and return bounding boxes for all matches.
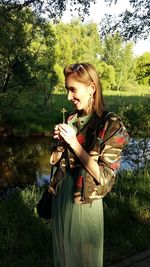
[0,189,53,267]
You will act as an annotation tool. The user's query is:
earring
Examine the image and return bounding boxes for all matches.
[88,94,94,112]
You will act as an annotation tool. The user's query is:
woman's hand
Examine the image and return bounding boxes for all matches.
[55,123,78,147]
[53,125,62,140]
[54,123,100,181]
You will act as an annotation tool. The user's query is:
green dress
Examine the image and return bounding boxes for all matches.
[51,113,104,267]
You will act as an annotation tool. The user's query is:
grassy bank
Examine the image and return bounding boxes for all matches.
[104,166,150,265]
[0,185,53,267]
[0,167,150,267]
[1,86,150,138]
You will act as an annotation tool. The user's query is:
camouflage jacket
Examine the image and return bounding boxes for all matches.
[49,111,129,204]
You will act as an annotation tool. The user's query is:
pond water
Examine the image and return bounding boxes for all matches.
[0,137,51,190]
[0,137,149,190]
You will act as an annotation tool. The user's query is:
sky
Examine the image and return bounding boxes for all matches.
[62,0,150,56]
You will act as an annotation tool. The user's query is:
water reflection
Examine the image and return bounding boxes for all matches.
[0,137,149,190]
[0,137,51,190]
[121,138,150,170]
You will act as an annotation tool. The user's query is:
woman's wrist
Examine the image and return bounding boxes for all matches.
[69,139,80,151]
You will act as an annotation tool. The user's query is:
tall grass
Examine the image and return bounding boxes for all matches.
[0,167,149,267]
[0,185,53,267]
[104,166,150,265]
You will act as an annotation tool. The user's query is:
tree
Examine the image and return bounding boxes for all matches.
[0,0,97,133]
[0,5,57,123]
[135,52,150,85]
[96,62,116,90]
[53,20,102,91]
[102,0,150,41]
[1,0,95,20]
[101,33,135,88]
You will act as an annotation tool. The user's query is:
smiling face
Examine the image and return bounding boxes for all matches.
[63,63,105,117]
[65,75,95,115]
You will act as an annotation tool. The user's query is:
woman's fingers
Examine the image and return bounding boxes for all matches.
[53,125,61,139]
[54,125,59,131]
[53,123,76,144]
[59,124,75,136]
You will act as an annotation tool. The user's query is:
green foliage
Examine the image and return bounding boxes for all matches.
[119,102,150,138]
[96,61,116,90]
[1,0,95,21]
[114,80,139,92]
[0,5,57,123]
[104,92,150,138]
[103,0,150,40]
[53,19,102,90]
[0,4,149,135]
[135,52,150,85]
[102,33,136,88]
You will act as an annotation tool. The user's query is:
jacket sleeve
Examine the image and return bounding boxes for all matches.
[93,115,129,186]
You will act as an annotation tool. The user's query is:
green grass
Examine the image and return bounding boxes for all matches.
[49,85,150,137]
[104,84,150,96]
[0,185,53,267]
[2,85,150,137]
[49,89,150,138]
[0,167,149,267]
[104,166,150,265]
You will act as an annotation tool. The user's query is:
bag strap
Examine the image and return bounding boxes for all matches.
[49,165,54,183]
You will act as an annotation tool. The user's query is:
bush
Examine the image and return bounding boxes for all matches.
[112,81,139,91]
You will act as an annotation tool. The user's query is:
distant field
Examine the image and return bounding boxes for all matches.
[104,85,150,96]
[54,85,150,97]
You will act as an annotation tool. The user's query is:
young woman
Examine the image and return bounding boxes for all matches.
[49,63,129,267]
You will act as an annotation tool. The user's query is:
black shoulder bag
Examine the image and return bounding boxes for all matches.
[36,165,54,220]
